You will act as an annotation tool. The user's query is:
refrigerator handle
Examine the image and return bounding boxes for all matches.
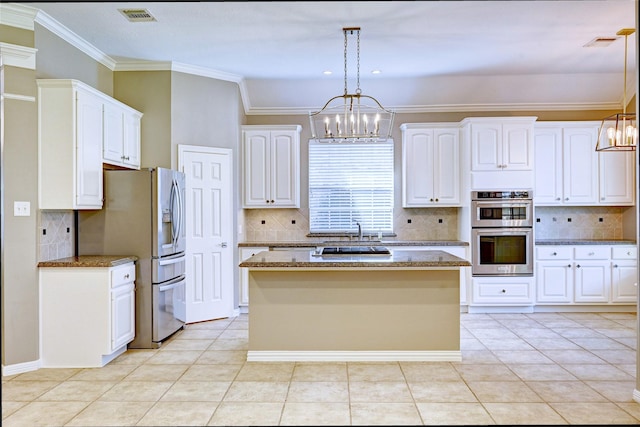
[175,178,184,248]
[170,178,180,249]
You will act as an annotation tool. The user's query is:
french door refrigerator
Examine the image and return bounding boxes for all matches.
[79,167,186,348]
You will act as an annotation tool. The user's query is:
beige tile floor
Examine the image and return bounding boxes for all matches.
[2,311,640,426]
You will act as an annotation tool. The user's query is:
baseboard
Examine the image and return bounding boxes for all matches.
[247,350,462,362]
[2,359,41,377]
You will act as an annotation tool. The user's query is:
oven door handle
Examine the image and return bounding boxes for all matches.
[158,278,186,293]
[473,201,531,207]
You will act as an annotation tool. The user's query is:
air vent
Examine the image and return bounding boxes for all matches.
[118,8,156,22]
[583,36,619,47]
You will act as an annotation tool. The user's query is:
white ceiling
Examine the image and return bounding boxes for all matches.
[6,1,639,114]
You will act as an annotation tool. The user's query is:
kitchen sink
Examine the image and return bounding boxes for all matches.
[319,246,391,255]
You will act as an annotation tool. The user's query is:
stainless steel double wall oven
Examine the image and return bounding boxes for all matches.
[471,190,534,276]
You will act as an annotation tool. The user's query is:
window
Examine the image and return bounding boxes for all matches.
[308,140,394,234]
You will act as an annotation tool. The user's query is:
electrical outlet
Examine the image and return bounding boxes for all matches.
[13,201,30,217]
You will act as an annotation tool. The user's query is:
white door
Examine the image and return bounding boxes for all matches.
[179,145,234,322]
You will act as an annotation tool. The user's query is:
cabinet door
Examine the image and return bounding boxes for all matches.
[471,123,501,171]
[534,127,563,205]
[239,247,269,308]
[402,129,435,206]
[433,129,460,205]
[599,151,635,205]
[123,111,141,169]
[574,261,610,302]
[111,282,135,351]
[611,261,638,303]
[243,131,271,207]
[502,123,533,170]
[102,101,125,165]
[536,262,572,303]
[562,127,598,205]
[270,130,299,207]
[75,89,104,208]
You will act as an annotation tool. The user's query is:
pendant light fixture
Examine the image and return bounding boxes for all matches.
[309,27,395,143]
[596,28,637,151]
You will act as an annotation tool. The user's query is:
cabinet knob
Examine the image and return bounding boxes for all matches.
[567,264,571,268]
[556,197,561,201]
[124,274,129,279]
[628,251,632,256]
[613,264,618,268]
[430,198,434,202]
[501,289,506,293]
[270,200,274,203]
[435,198,439,202]
[552,252,557,256]
[588,252,594,256]
[601,197,605,201]
[565,197,569,201]
[576,264,581,268]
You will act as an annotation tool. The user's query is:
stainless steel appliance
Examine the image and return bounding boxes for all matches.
[79,167,186,348]
[471,190,533,276]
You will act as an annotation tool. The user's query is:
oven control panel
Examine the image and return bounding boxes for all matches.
[472,190,532,200]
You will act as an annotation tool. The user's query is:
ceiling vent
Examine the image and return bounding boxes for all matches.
[583,36,619,47]
[118,9,156,22]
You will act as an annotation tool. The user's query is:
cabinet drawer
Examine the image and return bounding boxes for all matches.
[612,246,638,260]
[111,263,136,287]
[536,246,571,260]
[573,246,609,260]
[472,281,532,304]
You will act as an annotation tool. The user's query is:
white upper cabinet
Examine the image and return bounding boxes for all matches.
[103,100,142,169]
[598,150,636,205]
[534,122,634,206]
[462,117,536,189]
[38,79,142,210]
[401,123,460,207]
[242,125,301,208]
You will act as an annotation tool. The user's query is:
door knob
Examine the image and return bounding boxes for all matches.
[220,242,228,248]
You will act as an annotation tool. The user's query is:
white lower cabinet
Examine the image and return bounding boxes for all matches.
[471,277,534,306]
[40,262,136,367]
[239,247,269,312]
[535,245,637,306]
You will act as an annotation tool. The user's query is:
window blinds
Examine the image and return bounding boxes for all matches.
[308,140,394,233]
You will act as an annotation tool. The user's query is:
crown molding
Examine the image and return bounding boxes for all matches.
[0,3,38,30]
[0,42,37,69]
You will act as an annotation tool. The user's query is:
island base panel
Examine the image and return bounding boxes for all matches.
[248,270,460,353]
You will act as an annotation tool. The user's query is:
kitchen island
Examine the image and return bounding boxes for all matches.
[239,249,471,362]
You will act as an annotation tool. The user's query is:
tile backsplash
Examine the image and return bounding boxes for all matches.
[534,206,625,240]
[39,211,74,261]
[242,207,460,242]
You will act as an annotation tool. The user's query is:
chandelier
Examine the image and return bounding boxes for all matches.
[596,28,637,151]
[309,27,395,143]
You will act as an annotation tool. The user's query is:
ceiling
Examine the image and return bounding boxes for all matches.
[6,1,639,115]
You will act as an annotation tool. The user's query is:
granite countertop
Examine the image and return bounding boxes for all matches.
[38,255,138,268]
[239,240,469,248]
[536,239,637,246]
[239,249,471,268]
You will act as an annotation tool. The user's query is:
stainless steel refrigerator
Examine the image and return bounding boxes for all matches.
[79,167,186,348]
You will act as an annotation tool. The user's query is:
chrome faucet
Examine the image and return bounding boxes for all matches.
[354,221,363,240]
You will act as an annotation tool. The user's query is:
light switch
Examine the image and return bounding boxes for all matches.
[14,201,30,217]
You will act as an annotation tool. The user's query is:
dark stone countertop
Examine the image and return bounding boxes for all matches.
[38,255,138,268]
[536,239,637,246]
[239,249,471,268]
[239,240,469,248]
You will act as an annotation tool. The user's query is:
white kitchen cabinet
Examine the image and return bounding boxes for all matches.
[242,125,301,208]
[598,150,636,205]
[535,246,573,303]
[533,122,633,206]
[461,117,536,189]
[611,246,638,303]
[40,262,136,367]
[238,247,269,311]
[471,276,534,306]
[103,101,142,169]
[401,123,460,207]
[535,244,636,306]
[38,79,143,210]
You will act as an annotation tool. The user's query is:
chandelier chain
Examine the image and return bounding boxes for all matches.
[356,29,361,95]
[343,29,348,96]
